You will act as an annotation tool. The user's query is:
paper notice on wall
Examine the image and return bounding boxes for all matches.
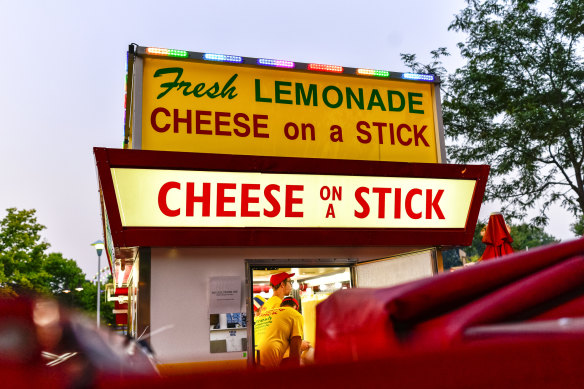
[209,276,241,314]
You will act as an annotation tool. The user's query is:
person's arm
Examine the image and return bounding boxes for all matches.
[288,336,302,366]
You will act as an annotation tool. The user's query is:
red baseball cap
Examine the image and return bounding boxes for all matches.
[270,272,295,286]
[282,296,299,308]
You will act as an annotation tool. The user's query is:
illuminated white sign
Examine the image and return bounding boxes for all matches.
[111,168,476,229]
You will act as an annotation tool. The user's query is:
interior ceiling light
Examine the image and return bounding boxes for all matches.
[304,271,351,287]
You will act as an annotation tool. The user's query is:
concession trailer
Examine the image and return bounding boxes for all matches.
[94,44,488,373]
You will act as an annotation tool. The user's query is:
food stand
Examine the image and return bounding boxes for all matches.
[94,44,488,373]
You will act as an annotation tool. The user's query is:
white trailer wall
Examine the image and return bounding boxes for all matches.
[149,246,431,364]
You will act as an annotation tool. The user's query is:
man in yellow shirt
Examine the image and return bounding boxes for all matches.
[256,298,304,368]
[262,272,294,311]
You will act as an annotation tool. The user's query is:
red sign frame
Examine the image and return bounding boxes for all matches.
[94,147,489,248]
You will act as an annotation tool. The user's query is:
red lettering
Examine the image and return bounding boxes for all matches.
[372,122,386,145]
[186,182,211,217]
[397,124,412,146]
[253,114,269,138]
[285,185,303,217]
[372,187,391,218]
[389,123,396,145]
[158,181,180,217]
[426,189,445,219]
[215,112,231,136]
[405,188,422,219]
[241,184,261,217]
[234,113,251,137]
[151,107,171,132]
[354,187,370,218]
[196,110,212,135]
[173,109,192,133]
[356,121,371,144]
[414,125,429,146]
[394,188,401,219]
[217,183,236,217]
[326,203,336,218]
[263,184,280,217]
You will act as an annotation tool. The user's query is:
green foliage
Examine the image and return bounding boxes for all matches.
[571,215,584,236]
[509,223,560,250]
[0,208,115,326]
[403,0,584,229]
[466,221,487,261]
[460,220,558,259]
[0,208,51,295]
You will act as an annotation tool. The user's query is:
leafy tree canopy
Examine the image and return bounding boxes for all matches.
[0,208,115,325]
[443,220,558,269]
[0,208,51,296]
[404,0,584,230]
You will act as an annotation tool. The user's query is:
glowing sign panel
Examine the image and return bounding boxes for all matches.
[138,57,441,163]
[111,168,476,228]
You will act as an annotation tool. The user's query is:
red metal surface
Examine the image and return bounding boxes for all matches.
[102,333,584,389]
[94,148,489,248]
[315,237,584,364]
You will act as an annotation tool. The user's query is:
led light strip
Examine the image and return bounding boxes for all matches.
[142,47,436,82]
[257,58,295,68]
[203,53,243,63]
[308,63,343,73]
[356,68,390,77]
[145,47,188,57]
[402,72,435,82]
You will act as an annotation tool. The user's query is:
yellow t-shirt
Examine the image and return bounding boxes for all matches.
[262,295,282,311]
[257,307,304,368]
[254,296,282,350]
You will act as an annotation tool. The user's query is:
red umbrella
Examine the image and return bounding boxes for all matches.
[481,212,514,260]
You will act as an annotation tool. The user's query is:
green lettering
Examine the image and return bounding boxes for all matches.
[255,79,272,103]
[367,89,386,111]
[206,83,220,98]
[295,83,318,106]
[177,81,192,95]
[153,67,184,99]
[323,85,343,108]
[220,74,239,99]
[346,87,364,109]
[275,81,293,104]
[153,68,239,100]
[192,83,206,97]
[387,91,405,112]
[408,92,424,114]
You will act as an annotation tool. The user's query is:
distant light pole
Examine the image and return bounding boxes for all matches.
[91,240,105,327]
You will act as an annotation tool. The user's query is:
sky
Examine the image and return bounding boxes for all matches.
[0,0,577,277]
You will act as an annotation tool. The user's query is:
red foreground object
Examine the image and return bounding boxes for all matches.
[481,212,514,260]
[0,298,158,388]
[108,238,584,389]
[316,237,584,365]
[10,238,584,388]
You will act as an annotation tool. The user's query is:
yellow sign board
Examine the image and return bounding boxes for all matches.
[136,56,442,163]
[111,168,476,228]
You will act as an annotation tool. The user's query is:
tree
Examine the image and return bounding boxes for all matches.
[0,208,51,296]
[404,0,584,230]
[0,208,116,326]
[509,223,560,251]
[571,215,584,236]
